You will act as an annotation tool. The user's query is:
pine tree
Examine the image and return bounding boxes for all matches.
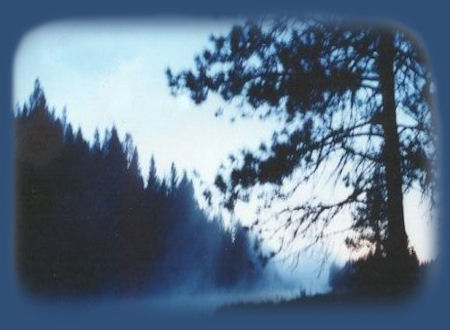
[167,18,435,273]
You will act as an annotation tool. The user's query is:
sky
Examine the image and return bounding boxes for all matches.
[13,18,436,291]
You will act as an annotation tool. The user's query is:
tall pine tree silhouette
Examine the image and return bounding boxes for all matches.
[167,18,436,292]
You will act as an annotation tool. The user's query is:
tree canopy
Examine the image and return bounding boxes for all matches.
[167,18,436,268]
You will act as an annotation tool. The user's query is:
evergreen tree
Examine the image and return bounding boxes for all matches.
[167,19,436,284]
[14,81,261,297]
[169,162,178,194]
[146,155,160,191]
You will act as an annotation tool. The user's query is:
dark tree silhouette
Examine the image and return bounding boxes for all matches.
[167,18,436,287]
[15,80,262,297]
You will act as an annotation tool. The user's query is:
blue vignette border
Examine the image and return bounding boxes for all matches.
[0,0,448,328]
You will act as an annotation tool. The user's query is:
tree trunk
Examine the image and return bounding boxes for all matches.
[378,31,409,261]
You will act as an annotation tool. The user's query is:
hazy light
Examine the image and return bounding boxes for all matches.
[13,19,436,292]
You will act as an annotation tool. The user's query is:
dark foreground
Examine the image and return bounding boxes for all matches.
[218,289,426,313]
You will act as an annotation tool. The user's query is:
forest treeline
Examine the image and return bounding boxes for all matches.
[14,81,262,297]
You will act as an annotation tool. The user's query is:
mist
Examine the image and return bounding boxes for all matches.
[14,82,335,313]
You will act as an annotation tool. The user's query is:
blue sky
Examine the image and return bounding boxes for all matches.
[14,19,281,183]
[13,19,436,290]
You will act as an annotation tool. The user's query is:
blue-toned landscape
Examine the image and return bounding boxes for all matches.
[14,17,436,312]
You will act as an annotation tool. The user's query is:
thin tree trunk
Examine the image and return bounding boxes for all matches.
[378,31,409,260]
